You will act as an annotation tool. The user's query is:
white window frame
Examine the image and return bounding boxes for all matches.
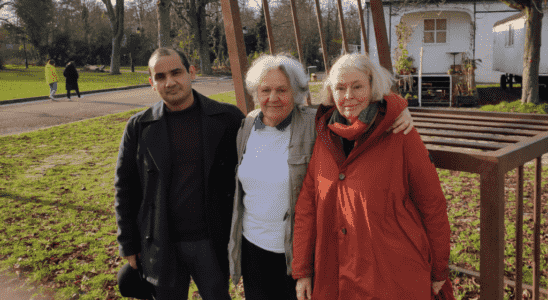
[423,18,448,45]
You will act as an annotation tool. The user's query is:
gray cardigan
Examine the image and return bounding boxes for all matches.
[228,105,317,285]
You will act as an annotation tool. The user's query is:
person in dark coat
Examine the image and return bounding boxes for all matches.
[63,61,81,101]
[114,48,244,299]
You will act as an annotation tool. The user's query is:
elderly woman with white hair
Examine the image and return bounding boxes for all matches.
[292,53,454,300]
[227,53,415,300]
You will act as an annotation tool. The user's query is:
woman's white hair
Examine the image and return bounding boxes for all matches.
[322,53,394,106]
[245,53,309,105]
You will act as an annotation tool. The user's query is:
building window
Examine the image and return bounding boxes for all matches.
[506,24,514,46]
[424,19,447,44]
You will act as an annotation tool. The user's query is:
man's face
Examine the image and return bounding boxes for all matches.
[149,53,195,111]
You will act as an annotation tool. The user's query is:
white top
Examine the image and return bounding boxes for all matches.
[239,124,291,253]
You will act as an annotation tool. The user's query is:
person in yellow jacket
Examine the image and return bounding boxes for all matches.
[45,60,59,100]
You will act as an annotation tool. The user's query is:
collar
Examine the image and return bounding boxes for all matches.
[254,109,294,131]
[165,95,199,114]
[140,89,231,123]
[328,100,382,126]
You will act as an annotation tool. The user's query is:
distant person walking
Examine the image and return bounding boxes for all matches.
[63,61,81,101]
[45,60,59,100]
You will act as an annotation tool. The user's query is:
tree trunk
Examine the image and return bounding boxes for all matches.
[197,5,211,75]
[110,3,124,75]
[157,0,171,48]
[110,32,123,74]
[521,4,543,104]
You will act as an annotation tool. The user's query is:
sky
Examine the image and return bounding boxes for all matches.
[1,0,361,26]
[246,0,361,14]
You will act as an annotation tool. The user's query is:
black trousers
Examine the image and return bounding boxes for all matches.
[152,239,231,300]
[241,236,298,300]
[67,87,80,99]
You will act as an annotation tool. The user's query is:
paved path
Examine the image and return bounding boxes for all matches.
[0,77,234,299]
[0,76,235,137]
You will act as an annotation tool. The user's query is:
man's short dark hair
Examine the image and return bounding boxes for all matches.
[148,48,190,76]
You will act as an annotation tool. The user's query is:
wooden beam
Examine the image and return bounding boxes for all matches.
[370,0,393,73]
[220,0,254,115]
[336,0,349,53]
[357,0,369,54]
[261,0,275,54]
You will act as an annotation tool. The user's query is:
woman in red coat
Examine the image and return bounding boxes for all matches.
[292,53,454,300]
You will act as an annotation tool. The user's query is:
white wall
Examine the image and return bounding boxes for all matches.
[474,2,518,82]
[493,12,548,76]
[362,2,520,83]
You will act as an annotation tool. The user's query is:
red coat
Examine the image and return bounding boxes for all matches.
[292,94,451,300]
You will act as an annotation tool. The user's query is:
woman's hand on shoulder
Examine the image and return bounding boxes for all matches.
[432,280,445,295]
[296,277,312,300]
[388,107,414,135]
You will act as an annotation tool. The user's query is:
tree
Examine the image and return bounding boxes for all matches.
[100,0,124,75]
[172,0,216,75]
[500,0,544,104]
[0,0,13,24]
[157,0,171,48]
[13,0,54,62]
[0,25,6,69]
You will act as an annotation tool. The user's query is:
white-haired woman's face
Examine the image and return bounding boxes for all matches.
[331,68,372,124]
[258,69,295,127]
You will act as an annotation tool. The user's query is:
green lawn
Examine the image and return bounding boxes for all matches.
[0,91,546,299]
[104,66,150,72]
[0,65,149,102]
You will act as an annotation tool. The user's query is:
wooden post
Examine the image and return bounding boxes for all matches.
[288,0,311,106]
[357,0,368,54]
[370,0,392,74]
[480,164,505,300]
[220,0,254,115]
[289,0,304,64]
[336,0,349,54]
[314,0,329,73]
[261,0,275,54]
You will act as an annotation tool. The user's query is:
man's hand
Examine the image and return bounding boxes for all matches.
[389,107,414,135]
[124,253,141,270]
[296,277,312,300]
[432,280,445,295]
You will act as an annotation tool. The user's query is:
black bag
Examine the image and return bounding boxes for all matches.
[117,256,155,299]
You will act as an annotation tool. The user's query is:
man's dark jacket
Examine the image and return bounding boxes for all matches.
[114,90,245,287]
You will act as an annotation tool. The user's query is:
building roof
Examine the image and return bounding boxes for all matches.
[492,11,525,27]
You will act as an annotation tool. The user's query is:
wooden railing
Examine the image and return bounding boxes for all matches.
[411,107,548,300]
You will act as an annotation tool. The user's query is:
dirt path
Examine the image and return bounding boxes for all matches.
[0,77,234,137]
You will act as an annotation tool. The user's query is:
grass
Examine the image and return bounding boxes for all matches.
[208,91,237,106]
[103,66,150,72]
[0,65,149,102]
[476,83,523,89]
[0,90,547,299]
[441,168,548,299]
[479,100,548,114]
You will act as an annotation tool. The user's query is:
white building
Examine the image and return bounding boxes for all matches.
[361,1,522,83]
